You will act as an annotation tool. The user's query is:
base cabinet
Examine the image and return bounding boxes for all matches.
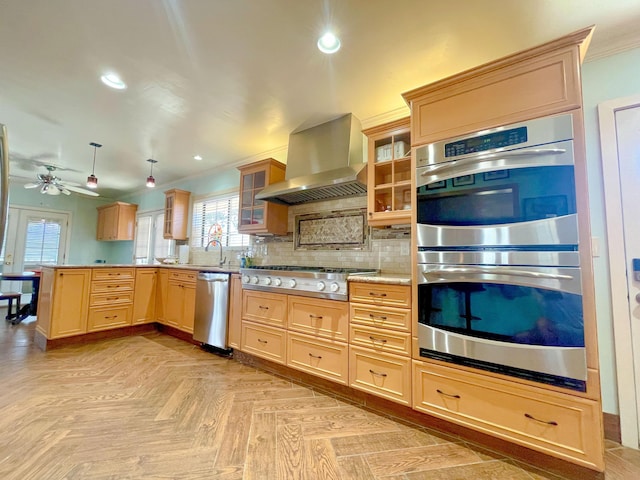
[287,331,348,385]
[412,360,605,471]
[37,268,91,339]
[241,321,286,364]
[165,270,197,333]
[227,274,242,349]
[88,268,134,332]
[132,268,157,325]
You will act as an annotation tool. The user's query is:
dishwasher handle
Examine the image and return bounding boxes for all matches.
[197,272,229,282]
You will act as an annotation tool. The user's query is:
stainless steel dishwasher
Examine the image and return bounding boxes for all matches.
[193,272,230,350]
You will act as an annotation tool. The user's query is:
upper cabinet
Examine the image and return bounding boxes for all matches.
[163,189,191,240]
[96,202,138,241]
[237,158,288,235]
[363,117,412,226]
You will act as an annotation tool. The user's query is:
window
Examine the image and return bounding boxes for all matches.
[23,218,62,266]
[191,193,249,248]
[134,211,174,264]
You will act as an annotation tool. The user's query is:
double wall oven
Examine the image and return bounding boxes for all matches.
[415,113,587,391]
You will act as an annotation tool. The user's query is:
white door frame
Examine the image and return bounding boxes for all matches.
[598,93,640,447]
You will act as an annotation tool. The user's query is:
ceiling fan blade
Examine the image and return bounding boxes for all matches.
[63,184,100,197]
[24,183,41,189]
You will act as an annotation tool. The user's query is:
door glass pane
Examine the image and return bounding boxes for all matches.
[254,171,265,189]
[154,213,173,258]
[134,215,152,264]
[23,218,62,266]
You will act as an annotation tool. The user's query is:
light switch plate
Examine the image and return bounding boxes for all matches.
[591,236,600,257]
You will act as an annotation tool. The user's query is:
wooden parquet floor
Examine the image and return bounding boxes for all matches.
[1,316,639,479]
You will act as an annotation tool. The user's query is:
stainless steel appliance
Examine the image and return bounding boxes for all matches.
[193,272,230,350]
[415,113,587,391]
[240,265,378,301]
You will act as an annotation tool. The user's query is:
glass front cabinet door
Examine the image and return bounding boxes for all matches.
[237,158,288,235]
[363,117,412,226]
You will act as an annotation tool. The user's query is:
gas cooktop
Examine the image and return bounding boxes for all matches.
[240,265,378,300]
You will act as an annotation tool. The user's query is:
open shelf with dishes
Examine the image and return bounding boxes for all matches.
[363,117,412,226]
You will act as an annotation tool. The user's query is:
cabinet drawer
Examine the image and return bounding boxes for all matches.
[168,270,197,284]
[241,321,286,364]
[350,304,411,332]
[349,283,411,308]
[349,346,411,405]
[412,360,604,470]
[288,295,349,341]
[92,268,135,281]
[87,305,132,332]
[91,279,134,294]
[349,324,411,356]
[89,291,134,307]
[287,332,349,385]
[242,290,287,327]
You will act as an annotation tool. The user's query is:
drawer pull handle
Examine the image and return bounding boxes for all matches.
[524,413,558,426]
[369,369,387,378]
[436,389,461,399]
[104,315,118,319]
[369,314,387,321]
[308,353,322,359]
[369,292,387,297]
[257,338,268,344]
[369,336,387,344]
[258,305,269,310]
[309,314,323,320]
[106,297,119,301]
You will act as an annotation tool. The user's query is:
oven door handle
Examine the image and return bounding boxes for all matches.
[419,148,567,178]
[422,266,573,281]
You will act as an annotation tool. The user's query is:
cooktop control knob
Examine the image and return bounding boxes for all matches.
[251,276,259,284]
[264,277,272,285]
[330,282,340,292]
[242,275,250,284]
[316,281,325,291]
[289,279,297,288]
[274,278,282,286]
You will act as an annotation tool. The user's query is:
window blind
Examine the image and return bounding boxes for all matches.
[191,193,248,248]
[23,217,62,265]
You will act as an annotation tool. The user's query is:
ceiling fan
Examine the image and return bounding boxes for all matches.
[24,165,99,197]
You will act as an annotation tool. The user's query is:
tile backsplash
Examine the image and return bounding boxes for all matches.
[191,196,411,274]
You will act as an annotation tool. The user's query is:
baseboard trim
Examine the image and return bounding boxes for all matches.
[37,323,157,350]
[603,412,621,443]
[233,350,604,480]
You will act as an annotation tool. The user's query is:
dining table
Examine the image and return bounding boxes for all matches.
[0,271,41,324]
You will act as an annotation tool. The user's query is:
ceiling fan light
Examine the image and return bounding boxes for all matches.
[86,174,98,188]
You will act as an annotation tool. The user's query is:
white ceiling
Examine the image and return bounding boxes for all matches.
[2,0,640,199]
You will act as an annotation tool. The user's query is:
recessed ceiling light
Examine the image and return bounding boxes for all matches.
[194,155,203,161]
[100,73,127,90]
[317,32,341,54]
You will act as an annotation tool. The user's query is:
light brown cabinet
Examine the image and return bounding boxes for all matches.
[155,269,169,324]
[227,274,242,349]
[363,117,412,226]
[88,268,134,332]
[36,268,91,339]
[164,269,197,333]
[132,268,157,325]
[240,289,288,364]
[237,158,288,235]
[349,282,412,405]
[163,189,191,240]
[412,360,604,471]
[96,202,138,241]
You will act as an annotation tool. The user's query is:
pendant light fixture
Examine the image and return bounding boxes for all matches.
[146,158,158,187]
[86,142,102,189]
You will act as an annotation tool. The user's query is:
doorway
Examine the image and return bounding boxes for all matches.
[0,206,70,299]
[599,95,640,448]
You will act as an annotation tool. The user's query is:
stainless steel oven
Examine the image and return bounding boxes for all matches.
[415,113,587,391]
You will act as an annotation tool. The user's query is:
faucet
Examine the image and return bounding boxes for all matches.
[204,239,226,266]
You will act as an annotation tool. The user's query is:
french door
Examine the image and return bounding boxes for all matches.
[0,206,70,296]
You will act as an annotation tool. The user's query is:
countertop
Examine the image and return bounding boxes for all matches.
[39,264,411,284]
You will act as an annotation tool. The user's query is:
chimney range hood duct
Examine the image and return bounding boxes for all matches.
[255,113,366,205]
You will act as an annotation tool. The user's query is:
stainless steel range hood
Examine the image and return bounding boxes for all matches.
[255,113,365,205]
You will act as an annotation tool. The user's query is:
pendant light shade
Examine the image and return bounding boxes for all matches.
[87,142,102,189]
[146,158,157,187]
